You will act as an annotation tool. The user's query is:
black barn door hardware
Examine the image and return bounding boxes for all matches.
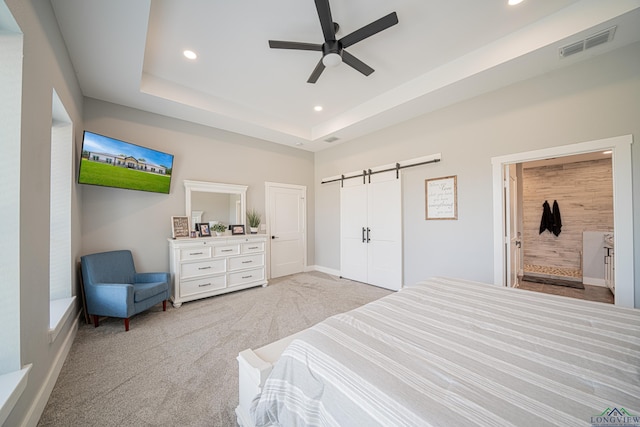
[321,156,441,185]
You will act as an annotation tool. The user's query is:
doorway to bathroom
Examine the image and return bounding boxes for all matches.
[516,152,614,304]
[492,135,634,307]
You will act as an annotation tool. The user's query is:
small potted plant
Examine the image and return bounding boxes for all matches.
[246,209,261,234]
[212,222,226,236]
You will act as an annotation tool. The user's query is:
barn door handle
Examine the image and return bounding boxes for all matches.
[367,228,371,243]
[362,227,366,243]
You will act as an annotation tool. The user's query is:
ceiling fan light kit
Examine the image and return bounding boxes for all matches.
[322,52,342,67]
[268,0,398,83]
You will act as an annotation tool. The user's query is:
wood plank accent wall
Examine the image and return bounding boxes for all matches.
[522,158,613,272]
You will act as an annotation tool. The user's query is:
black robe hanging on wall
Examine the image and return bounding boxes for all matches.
[552,200,562,236]
[539,200,553,234]
[539,200,562,236]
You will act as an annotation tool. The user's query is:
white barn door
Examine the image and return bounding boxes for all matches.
[340,178,368,283]
[340,171,402,291]
[367,172,402,289]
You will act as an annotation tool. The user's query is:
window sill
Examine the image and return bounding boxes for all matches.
[0,364,31,426]
[49,296,76,343]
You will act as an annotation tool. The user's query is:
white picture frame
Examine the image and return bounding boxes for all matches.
[425,175,458,220]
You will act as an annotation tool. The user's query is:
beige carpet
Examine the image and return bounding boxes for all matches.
[38,272,391,427]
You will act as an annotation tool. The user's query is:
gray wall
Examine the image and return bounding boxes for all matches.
[314,42,640,307]
[81,98,315,273]
[5,1,639,424]
[6,0,84,425]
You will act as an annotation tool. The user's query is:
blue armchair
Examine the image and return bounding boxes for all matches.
[80,250,170,331]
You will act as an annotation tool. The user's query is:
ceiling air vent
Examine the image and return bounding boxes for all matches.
[324,136,339,143]
[559,26,616,58]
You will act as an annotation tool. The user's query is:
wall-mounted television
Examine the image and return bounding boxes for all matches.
[78,131,174,194]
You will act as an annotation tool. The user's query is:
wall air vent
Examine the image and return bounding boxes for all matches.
[585,27,616,49]
[559,26,616,58]
[559,41,584,58]
[324,136,339,143]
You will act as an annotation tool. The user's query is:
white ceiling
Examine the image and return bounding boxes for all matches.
[50,0,640,152]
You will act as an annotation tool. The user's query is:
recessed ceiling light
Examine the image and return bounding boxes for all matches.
[183,50,197,60]
[314,106,323,112]
[508,0,524,5]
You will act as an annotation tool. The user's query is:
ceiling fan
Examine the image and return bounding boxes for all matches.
[268,0,399,83]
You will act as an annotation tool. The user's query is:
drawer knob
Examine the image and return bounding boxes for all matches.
[198,283,212,287]
[222,249,233,252]
[248,246,259,250]
[242,260,253,264]
[198,266,212,270]
[242,275,253,279]
[190,252,204,255]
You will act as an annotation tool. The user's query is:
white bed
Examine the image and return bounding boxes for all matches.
[236,277,640,426]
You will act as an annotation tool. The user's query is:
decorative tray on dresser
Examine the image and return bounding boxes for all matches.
[168,235,267,307]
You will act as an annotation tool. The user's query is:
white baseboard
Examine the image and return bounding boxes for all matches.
[307,265,341,277]
[22,313,79,427]
[583,277,606,287]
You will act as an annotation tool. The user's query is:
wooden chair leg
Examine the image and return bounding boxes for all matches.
[93,315,99,328]
[124,318,130,332]
[163,300,167,311]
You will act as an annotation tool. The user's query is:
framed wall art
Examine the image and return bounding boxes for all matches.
[425,175,458,220]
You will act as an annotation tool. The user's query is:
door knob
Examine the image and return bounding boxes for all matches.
[272,235,278,239]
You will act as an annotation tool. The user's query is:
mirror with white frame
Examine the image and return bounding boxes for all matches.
[184,180,247,232]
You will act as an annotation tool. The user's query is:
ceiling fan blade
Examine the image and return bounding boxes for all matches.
[307,59,326,83]
[314,0,336,41]
[342,51,374,76]
[339,12,398,48]
[269,40,323,51]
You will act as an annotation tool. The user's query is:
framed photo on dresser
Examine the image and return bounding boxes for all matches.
[198,223,211,237]
[231,225,245,235]
[171,216,190,239]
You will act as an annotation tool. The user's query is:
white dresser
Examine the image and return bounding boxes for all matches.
[168,235,267,307]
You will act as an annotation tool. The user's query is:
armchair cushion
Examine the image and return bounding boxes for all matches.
[135,272,171,284]
[134,281,169,303]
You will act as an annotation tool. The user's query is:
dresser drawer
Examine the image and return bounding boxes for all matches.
[214,245,240,257]
[181,259,226,279]
[229,254,264,271]
[228,268,265,287]
[180,275,226,298]
[180,247,212,261]
[241,242,264,254]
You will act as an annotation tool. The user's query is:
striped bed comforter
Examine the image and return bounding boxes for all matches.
[251,277,640,427]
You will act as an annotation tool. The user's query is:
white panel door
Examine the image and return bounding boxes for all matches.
[367,172,402,290]
[340,171,402,290]
[340,178,368,283]
[505,164,521,288]
[268,184,306,278]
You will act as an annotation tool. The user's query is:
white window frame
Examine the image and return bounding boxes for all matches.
[49,90,75,343]
[0,3,30,423]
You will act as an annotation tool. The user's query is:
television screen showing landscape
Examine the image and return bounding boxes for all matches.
[78,131,174,194]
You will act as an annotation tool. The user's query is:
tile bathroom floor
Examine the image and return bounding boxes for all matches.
[517,280,614,304]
